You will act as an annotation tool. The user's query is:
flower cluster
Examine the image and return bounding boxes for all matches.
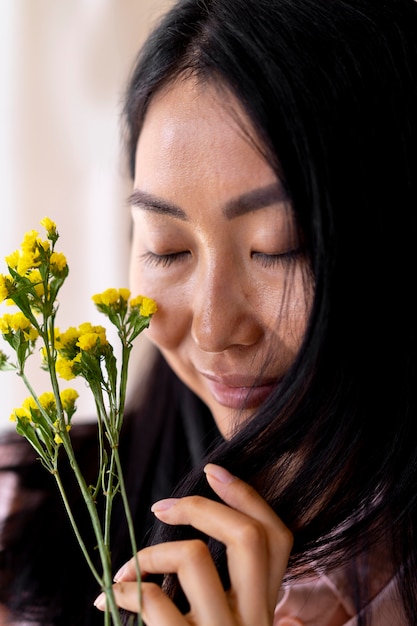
[10,388,78,446]
[48,322,110,381]
[0,217,66,316]
[0,218,157,625]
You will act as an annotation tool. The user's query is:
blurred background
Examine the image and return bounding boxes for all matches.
[0,0,173,430]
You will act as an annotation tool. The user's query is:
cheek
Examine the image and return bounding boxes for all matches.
[146,303,189,350]
[130,263,190,351]
[266,273,312,356]
[283,282,312,350]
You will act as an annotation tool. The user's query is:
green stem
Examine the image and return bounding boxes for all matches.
[45,343,122,624]
[117,343,131,430]
[104,448,117,547]
[19,369,55,429]
[61,433,123,626]
[111,341,141,624]
[114,447,142,626]
[53,466,102,586]
[92,396,106,500]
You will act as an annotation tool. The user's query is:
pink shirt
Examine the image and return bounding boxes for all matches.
[274,569,405,625]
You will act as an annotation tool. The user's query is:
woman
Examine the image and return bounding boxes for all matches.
[2,0,417,624]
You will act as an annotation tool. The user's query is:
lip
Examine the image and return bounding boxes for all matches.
[200,371,278,410]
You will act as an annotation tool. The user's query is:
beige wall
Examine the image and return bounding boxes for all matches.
[0,0,174,429]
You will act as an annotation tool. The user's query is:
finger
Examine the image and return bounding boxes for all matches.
[150,476,292,623]
[95,581,186,626]
[115,466,292,590]
[204,464,293,593]
[204,463,291,542]
[116,540,233,626]
[151,498,272,623]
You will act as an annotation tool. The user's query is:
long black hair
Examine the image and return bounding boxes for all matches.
[123,0,417,621]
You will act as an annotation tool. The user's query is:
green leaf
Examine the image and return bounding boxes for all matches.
[0,352,16,371]
[16,419,49,463]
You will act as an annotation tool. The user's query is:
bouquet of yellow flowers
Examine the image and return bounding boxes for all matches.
[0,217,157,625]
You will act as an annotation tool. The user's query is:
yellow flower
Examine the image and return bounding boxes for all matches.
[27,269,45,297]
[55,327,80,354]
[5,250,19,269]
[50,251,67,274]
[38,239,50,252]
[0,312,38,340]
[77,332,101,352]
[17,250,40,275]
[56,356,78,380]
[18,396,42,423]
[22,396,38,415]
[141,296,158,317]
[130,295,158,317]
[60,388,79,411]
[55,324,107,363]
[0,315,11,335]
[8,230,50,276]
[0,313,19,335]
[21,230,39,252]
[39,391,56,410]
[16,232,41,273]
[119,288,131,302]
[21,229,48,251]
[24,326,39,341]
[56,326,78,344]
[9,397,39,423]
[9,407,30,422]
[0,274,14,302]
[91,294,102,305]
[78,323,107,347]
[40,217,57,234]
[10,312,32,331]
[92,288,131,309]
[92,288,118,306]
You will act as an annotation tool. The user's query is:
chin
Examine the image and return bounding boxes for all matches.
[210,403,256,439]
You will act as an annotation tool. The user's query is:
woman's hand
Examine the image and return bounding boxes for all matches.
[94,464,293,625]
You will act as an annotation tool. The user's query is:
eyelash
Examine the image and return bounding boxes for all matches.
[251,248,302,268]
[141,251,190,268]
[142,249,302,269]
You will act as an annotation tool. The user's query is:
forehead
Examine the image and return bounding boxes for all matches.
[134,78,276,196]
[140,77,250,141]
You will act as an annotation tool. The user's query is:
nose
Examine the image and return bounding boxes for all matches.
[190,259,263,353]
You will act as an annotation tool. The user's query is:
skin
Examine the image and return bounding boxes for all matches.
[95,78,311,623]
[95,464,294,625]
[129,78,310,438]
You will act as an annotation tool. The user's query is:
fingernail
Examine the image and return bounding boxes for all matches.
[151,498,177,513]
[113,563,127,582]
[204,463,235,484]
[94,592,106,610]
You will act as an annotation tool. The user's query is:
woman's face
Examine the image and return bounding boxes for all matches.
[130,79,311,437]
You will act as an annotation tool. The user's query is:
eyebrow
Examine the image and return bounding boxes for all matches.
[128,182,288,221]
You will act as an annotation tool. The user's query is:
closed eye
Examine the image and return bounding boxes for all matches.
[251,248,303,268]
[141,251,191,268]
